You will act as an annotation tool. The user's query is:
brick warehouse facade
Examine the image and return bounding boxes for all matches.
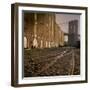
[24,13,64,49]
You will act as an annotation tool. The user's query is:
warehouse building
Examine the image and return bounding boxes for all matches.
[24,13,64,49]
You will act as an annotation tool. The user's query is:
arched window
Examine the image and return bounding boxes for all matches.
[64,35,68,42]
[40,40,43,48]
[24,36,27,48]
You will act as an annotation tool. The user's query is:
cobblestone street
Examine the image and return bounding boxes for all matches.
[24,47,80,77]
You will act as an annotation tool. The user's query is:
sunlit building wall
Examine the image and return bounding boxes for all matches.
[24,13,64,49]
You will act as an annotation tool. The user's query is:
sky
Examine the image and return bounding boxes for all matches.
[55,13,80,34]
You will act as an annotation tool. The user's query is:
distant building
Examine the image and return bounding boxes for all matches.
[68,20,79,47]
[24,13,64,49]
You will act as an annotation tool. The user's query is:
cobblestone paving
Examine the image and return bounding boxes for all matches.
[24,47,80,77]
